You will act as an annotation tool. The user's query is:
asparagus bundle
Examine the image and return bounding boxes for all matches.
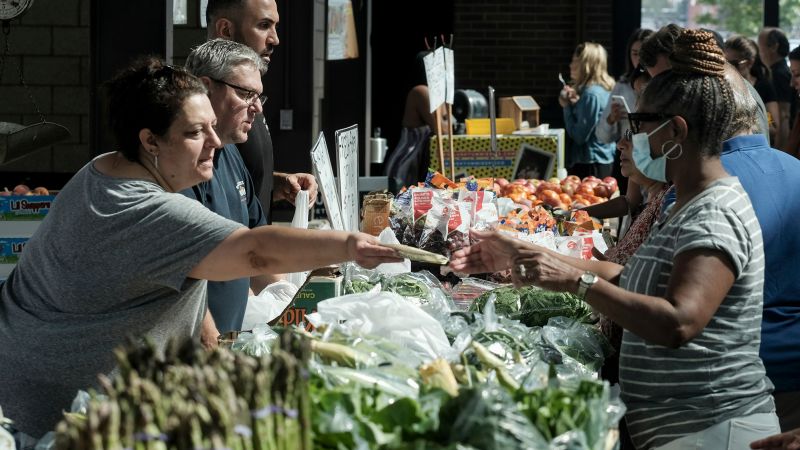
[54,330,311,450]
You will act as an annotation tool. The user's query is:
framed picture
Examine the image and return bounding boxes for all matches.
[512,143,556,180]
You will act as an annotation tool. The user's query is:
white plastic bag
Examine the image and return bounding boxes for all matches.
[0,406,13,450]
[241,280,297,330]
[286,190,311,287]
[306,292,454,363]
[374,227,410,275]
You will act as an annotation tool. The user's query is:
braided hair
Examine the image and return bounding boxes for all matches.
[640,29,735,157]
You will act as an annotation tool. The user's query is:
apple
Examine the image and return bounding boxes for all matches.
[548,177,561,184]
[496,178,509,187]
[603,176,618,193]
[13,184,30,195]
[593,183,611,198]
[32,187,50,195]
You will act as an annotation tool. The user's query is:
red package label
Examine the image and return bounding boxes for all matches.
[413,190,434,222]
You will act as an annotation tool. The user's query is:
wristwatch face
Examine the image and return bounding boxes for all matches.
[580,272,597,285]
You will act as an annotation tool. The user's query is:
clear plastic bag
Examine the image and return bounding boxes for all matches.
[541,317,612,373]
[448,277,503,311]
[242,280,297,330]
[231,324,278,357]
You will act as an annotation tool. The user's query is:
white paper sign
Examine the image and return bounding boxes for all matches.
[424,48,446,113]
[310,132,345,231]
[444,48,454,105]
[335,124,359,232]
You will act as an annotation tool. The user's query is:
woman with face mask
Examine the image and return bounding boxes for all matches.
[451,29,778,450]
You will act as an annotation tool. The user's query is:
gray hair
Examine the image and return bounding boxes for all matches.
[724,63,759,137]
[185,38,267,80]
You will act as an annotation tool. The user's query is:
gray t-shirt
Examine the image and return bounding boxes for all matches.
[619,177,774,449]
[0,160,243,437]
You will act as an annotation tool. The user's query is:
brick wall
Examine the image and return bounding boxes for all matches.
[0,0,90,175]
[453,0,614,128]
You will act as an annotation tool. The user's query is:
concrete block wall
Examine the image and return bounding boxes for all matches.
[0,0,90,176]
[453,0,614,128]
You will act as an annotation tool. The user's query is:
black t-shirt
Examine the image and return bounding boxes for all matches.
[754,76,777,104]
[235,113,274,222]
[771,61,794,104]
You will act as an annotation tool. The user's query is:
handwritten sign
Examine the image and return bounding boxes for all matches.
[444,48,454,105]
[310,132,345,231]
[424,47,446,113]
[335,124,359,232]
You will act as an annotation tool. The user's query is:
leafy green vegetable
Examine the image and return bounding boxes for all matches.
[472,287,593,327]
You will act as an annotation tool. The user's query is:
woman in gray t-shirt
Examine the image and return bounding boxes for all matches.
[451,30,778,449]
[0,59,401,438]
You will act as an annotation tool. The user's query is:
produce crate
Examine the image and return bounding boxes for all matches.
[0,195,56,220]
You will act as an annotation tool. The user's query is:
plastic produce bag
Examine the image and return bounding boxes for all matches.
[306,292,453,362]
[448,277,503,310]
[231,324,278,357]
[541,317,612,373]
[0,407,13,450]
[374,227,411,275]
[241,280,297,330]
[286,190,311,287]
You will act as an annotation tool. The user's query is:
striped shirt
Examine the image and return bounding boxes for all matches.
[618,177,774,449]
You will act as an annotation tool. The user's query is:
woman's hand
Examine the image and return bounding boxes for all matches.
[511,249,583,292]
[751,428,800,450]
[558,86,579,107]
[606,102,625,125]
[449,229,527,274]
[346,233,404,269]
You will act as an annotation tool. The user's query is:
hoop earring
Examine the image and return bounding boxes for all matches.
[662,141,683,160]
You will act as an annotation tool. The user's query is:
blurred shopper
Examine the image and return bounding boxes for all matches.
[758,27,793,149]
[725,35,780,142]
[559,42,616,178]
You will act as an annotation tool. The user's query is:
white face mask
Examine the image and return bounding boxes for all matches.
[630,119,681,183]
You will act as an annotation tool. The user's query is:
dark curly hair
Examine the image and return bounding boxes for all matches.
[639,23,683,69]
[105,57,207,162]
[640,29,735,157]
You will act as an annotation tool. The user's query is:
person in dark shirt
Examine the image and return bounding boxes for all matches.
[183,39,272,343]
[206,0,317,221]
[725,35,779,142]
[758,27,793,150]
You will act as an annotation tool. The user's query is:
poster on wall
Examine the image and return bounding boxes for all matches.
[335,124,359,232]
[327,0,359,60]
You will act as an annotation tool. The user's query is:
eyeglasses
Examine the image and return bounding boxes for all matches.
[209,77,267,107]
[726,59,748,67]
[627,112,673,134]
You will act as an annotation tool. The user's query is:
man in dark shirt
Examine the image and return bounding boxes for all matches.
[205,0,317,222]
[184,39,271,345]
[758,27,794,150]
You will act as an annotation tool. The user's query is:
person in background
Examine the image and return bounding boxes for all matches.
[206,0,317,219]
[559,42,616,178]
[596,28,652,146]
[725,35,780,142]
[453,29,779,450]
[758,27,793,150]
[385,50,451,191]
[0,58,401,439]
[722,59,800,434]
[183,39,272,344]
[783,46,800,158]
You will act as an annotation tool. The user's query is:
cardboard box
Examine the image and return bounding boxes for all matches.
[275,266,343,330]
[0,195,56,220]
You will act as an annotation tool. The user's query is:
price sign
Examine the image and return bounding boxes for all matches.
[424,47,446,113]
[335,124,359,232]
[310,132,345,231]
[444,48,454,105]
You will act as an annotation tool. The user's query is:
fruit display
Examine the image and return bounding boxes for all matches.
[1,184,51,196]
[493,175,618,210]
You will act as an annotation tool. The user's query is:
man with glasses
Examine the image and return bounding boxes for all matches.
[184,38,271,345]
[206,0,317,221]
